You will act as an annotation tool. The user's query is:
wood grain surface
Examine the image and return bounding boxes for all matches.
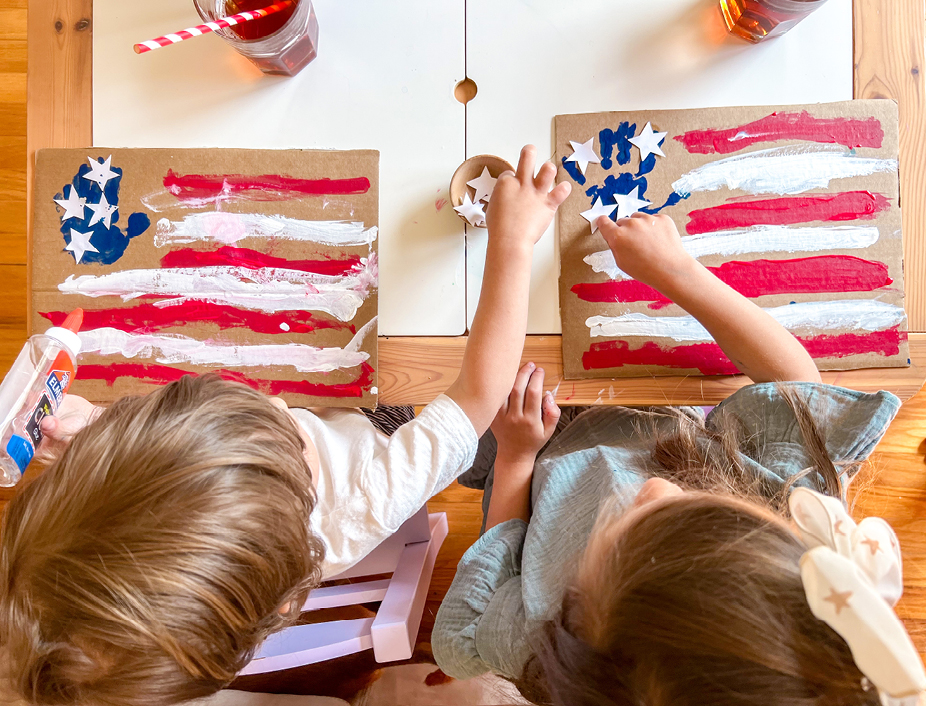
[4,0,925,676]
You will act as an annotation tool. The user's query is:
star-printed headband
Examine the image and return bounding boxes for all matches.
[789,488,926,706]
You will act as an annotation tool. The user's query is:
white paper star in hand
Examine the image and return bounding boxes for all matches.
[613,186,652,219]
[454,193,487,227]
[466,167,498,203]
[82,155,120,190]
[65,228,99,263]
[629,122,668,161]
[87,194,118,229]
[565,138,600,175]
[580,198,618,234]
[53,186,86,222]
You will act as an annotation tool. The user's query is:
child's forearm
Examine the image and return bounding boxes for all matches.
[484,454,534,530]
[447,240,534,435]
[663,261,822,384]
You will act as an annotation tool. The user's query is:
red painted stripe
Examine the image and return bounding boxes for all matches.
[163,170,371,201]
[159,246,363,276]
[77,362,375,399]
[571,255,893,308]
[674,112,884,155]
[686,191,891,235]
[40,302,354,336]
[155,37,174,47]
[175,30,195,40]
[582,327,906,376]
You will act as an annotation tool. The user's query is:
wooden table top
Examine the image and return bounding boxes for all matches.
[13,0,926,405]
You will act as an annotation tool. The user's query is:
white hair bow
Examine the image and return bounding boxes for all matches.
[789,488,926,706]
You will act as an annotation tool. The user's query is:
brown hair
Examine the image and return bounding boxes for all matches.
[517,387,875,706]
[0,375,325,706]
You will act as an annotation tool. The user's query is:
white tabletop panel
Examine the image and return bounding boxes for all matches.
[93,0,467,335]
[465,0,854,333]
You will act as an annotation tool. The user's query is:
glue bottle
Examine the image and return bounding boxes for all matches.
[0,309,83,486]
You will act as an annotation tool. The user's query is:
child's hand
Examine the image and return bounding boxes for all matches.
[491,362,561,463]
[35,395,102,466]
[486,145,571,252]
[597,212,697,294]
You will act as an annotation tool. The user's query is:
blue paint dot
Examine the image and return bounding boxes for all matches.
[636,153,657,177]
[561,156,586,185]
[127,212,151,237]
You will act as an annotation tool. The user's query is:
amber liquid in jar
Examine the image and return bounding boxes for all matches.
[720,0,829,42]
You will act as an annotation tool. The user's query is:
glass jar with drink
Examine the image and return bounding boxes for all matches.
[720,0,830,42]
[193,0,319,76]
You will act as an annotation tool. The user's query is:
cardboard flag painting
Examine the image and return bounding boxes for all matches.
[32,148,380,407]
[555,100,908,379]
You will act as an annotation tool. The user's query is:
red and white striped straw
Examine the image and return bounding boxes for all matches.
[133,0,295,54]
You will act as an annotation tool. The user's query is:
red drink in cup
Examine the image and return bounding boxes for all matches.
[720,0,830,42]
[193,0,319,75]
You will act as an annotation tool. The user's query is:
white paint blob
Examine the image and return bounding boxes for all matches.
[587,300,906,341]
[672,145,897,196]
[584,225,881,280]
[153,213,378,248]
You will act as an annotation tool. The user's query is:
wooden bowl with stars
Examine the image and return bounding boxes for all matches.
[449,154,515,229]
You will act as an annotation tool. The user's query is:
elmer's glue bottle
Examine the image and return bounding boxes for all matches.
[0,309,83,486]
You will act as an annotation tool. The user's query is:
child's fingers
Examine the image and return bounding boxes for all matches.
[524,367,546,416]
[516,145,537,185]
[534,161,556,191]
[509,361,535,408]
[541,392,561,437]
[547,181,571,209]
[39,415,60,438]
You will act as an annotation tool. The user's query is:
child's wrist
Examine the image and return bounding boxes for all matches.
[495,447,539,468]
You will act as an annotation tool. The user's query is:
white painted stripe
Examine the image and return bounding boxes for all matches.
[584,225,882,280]
[186,27,204,36]
[141,40,163,51]
[204,22,222,31]
[80,317,376,374]
[58,257,377,321]
[164,34,184,43]
[225,16,240,25]
[672,145,898,196]
[154,213,378,248]
[587,300,906,342]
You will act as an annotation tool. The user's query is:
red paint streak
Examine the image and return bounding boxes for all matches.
[571,255,892,308]
[163,169,371,201]
[582,327,905,376]
[686,191,891,235]
[40,302,353,336]
[674,111,884,155]
[435,198,448,212]
[159,246,362,276]
[77,362,375,399]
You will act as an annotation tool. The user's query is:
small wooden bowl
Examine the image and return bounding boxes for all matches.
[449,154,516,228]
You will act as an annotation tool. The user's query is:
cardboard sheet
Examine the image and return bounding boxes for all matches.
[555,100,908,379]
[32,148,380,407]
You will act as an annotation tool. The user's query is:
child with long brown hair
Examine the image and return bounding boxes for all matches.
[433,212,926,706]
[0,147,571,706]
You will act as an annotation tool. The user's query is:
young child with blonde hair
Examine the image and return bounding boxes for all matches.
[433,212,926,706]
[0,147,571,706]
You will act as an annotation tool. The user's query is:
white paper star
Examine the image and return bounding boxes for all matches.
[466,167,498,203]
[82,155,120,191]
[454,193,487,227]
[65,228,99,263]
[565,138,600,175]
[613,186,652,219]
[629,122,668,161]
[53,186,87,222]
[86,194,118,229]
[580,198,618,234]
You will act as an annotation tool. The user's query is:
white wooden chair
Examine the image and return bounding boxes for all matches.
[241,506,448,673]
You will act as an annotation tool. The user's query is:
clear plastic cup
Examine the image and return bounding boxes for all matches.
[193,0,319,76]
[720,0,830,42]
